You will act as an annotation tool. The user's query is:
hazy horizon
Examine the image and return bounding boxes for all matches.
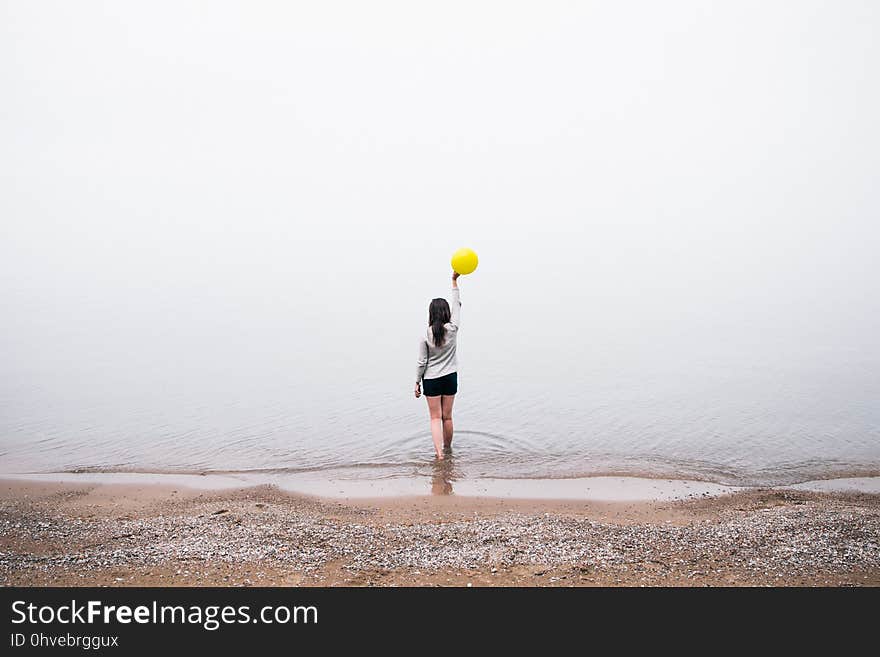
[2,2,879,483]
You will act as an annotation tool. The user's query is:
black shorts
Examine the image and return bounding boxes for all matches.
[422,371,458,397]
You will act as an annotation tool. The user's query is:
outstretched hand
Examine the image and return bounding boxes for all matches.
[452,271,460,281]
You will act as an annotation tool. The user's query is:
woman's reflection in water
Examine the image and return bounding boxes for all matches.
[431,452,455,495]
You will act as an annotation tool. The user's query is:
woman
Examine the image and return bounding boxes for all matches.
[415,271,462,460]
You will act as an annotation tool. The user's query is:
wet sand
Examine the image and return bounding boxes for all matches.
[0,471,743,501]
[2,477,879,587]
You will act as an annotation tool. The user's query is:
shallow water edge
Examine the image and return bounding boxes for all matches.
[1,470,878,501]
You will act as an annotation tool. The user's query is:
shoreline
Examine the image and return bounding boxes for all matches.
[1,476,878,586]
[0,471,878,502]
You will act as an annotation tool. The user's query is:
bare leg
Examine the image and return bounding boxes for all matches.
[441,394,455,449]
[426,395,444,459]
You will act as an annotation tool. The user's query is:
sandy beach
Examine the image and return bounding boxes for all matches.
[2,477,878,587]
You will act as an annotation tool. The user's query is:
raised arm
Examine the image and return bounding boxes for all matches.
[449,271,461,328]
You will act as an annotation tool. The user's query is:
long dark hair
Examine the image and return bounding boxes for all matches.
[428,298,451,347]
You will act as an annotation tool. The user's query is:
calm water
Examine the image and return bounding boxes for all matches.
[4,3,880,489]
[2,283,878,487]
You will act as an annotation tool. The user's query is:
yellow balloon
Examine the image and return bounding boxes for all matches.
[451,247,479,275]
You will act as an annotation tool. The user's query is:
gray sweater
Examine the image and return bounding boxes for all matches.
[416,287,461,384]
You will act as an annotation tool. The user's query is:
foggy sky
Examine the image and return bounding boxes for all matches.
[3,1,879,396]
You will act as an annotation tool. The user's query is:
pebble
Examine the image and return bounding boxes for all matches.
[1,492,878,585]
